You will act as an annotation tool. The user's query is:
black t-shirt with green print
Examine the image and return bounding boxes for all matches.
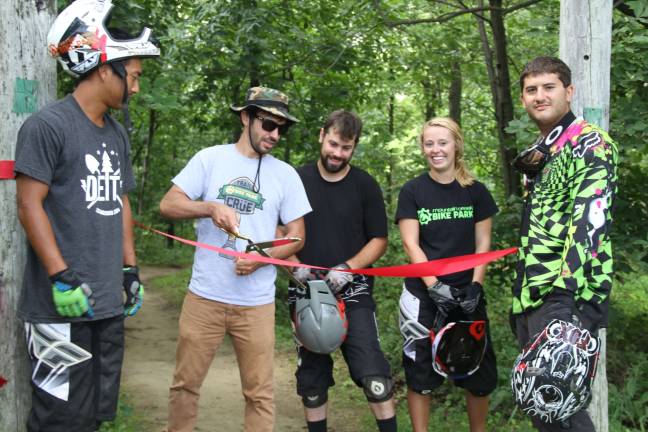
[395,174,498,293]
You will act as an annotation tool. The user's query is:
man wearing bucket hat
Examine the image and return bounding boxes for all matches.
[160,86,311,432]
[14,0,159,430]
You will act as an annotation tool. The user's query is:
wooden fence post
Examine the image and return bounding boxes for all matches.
[560,1,613,431]
[0,1,56,430]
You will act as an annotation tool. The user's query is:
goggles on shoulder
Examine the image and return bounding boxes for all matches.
[512,138,550,177]
[512,111,577,178]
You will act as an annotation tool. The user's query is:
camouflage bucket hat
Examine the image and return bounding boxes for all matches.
[230,86,299,123]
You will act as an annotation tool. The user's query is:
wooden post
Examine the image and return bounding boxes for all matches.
[0,1,56,430]
[560,1,612,431]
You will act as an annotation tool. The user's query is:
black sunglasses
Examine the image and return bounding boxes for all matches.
[254,114,290,135]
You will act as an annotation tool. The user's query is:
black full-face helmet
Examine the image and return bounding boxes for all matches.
[431,320,487,379]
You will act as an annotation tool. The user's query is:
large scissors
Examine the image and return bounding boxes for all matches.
[220,228,307,290]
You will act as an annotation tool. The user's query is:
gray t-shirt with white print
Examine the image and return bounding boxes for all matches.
[15,94,136,322]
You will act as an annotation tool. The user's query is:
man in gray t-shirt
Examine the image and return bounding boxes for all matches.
[160,86,311,432]
[14,1,159,430]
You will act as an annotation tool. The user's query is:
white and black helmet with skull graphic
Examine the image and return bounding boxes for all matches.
[511,319,600,424]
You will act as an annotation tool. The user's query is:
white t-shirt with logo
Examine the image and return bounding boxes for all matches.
[173,144,311,306]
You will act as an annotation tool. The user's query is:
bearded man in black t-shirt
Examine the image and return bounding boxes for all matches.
[287,110,397,432]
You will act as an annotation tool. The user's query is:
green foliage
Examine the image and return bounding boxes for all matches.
[607,275,648,431]
[53,0,648,428]
[145,267,192,308]
[98,393,148,432]
[136,224,195,267]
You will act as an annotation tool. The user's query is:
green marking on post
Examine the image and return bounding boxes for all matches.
[583,107,603,127]
[13,78,39,114]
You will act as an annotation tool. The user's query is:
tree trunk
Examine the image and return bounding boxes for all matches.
[448,59,462,125]
[560,2,612,430]
[385,94,396,210]
[421,78,437,121]
[137,109,156,216]
[0,1,57,430]
[475,0,520,197]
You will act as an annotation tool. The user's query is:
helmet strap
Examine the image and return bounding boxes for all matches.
[246,111,263,192]
[110,61,133,134]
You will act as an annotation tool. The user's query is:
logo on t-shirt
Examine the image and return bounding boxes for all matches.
[417,206,473,225]
[80,143,123,216]
[216,177,266,259]
[218,177,265,214]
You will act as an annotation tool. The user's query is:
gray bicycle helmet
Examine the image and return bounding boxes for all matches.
[293,280,347,354]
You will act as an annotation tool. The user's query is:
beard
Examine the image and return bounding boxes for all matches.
[249,129,275,155]
[320,154,350,173]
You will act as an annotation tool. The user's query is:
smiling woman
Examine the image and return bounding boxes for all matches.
[396,116,499,432]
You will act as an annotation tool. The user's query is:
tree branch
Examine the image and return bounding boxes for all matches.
[503,0,545,15]
[376,0,543,27]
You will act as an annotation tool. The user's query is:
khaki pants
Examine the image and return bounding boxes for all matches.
[167,291,275,432]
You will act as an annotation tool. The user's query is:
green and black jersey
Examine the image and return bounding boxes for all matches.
[512,115,618,315]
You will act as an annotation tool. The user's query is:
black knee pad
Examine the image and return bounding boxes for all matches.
[412,387,434,396]
[467,388,491,397]
[301,391,328,409]
[361,376,394,403]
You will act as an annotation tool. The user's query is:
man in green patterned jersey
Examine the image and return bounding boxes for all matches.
[510,56,618,431]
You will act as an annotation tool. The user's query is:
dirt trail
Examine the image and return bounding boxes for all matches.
[121,266,355,432]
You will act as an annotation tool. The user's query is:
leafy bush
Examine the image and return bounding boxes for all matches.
[98,394,148,432]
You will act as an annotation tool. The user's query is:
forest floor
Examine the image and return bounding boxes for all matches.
[120,266,362,432]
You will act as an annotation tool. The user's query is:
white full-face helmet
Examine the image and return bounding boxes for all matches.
[47,0,160,78]
[511,320,600,424]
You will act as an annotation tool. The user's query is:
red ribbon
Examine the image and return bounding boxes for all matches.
[0,160,15,180]
[137,222,517,278]
[0,375,7,389]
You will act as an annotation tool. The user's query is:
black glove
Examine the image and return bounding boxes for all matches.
[123,266,144,316]
[575,299,604,333]
[542,289,577,324]
[459,281,483,314]
[426,281,459,316]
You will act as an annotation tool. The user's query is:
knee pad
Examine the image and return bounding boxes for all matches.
[361,376,394,403]
[301,391,328,409]
[467,388,491,397]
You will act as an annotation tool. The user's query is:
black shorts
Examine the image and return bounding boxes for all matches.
[295,306,391,396]
[24,315,125,432]
[399,287,497,397]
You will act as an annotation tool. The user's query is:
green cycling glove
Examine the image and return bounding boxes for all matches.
[50,269,94,318]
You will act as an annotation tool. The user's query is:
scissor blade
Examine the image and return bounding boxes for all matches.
[246,237,301,251]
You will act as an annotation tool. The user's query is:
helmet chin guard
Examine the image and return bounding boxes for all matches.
[293,280,347,354]
[431,320,487,379]
[511,320,600,424]
[47,0,160,77]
